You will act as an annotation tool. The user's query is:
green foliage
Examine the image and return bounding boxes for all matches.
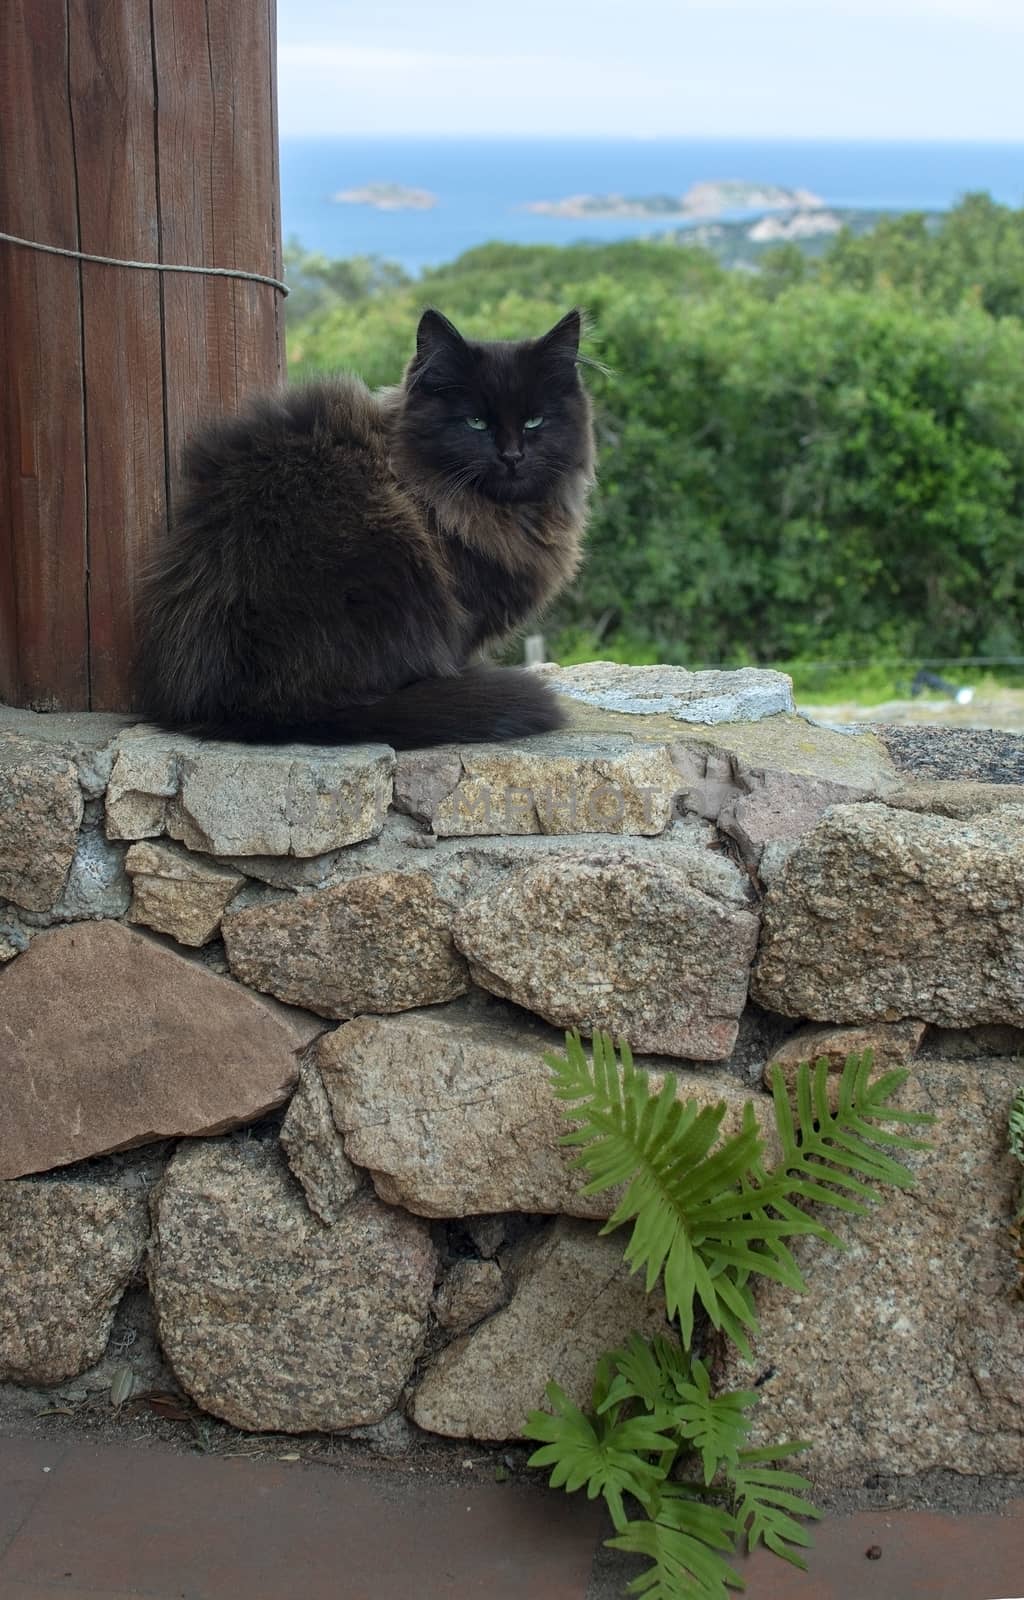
[1010,1087,1024,1231]
[820,194,1024,319]
[729,1445,820,1566]
[284,195,1024,670]
[526,1033,933,1599]
[283,236,410,323]
[526,1336,819,1596]
[526,1368,676,1532]
[1010,1086,1024,1169]
[608,1491,743,1599]
[547,1033,930,1355]
[663,1359,756,1488]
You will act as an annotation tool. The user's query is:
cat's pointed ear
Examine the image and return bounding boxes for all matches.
[536,309,582,362]
[415,308,468,362]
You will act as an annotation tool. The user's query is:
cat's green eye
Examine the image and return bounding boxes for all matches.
[465,416,488,430]
[524,415,544,429]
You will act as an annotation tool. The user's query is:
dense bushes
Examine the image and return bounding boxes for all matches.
[285,199,1024,668]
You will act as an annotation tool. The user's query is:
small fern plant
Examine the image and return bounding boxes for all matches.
[525,1032,933,1598]
[1010,1086,1024,1292]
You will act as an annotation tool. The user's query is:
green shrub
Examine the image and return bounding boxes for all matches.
[284,198,1024,671]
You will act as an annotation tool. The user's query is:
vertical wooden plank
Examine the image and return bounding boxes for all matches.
[1,0,282,710]
[153,0,284,503]
[0,0,89,709]
[68,0,166,711]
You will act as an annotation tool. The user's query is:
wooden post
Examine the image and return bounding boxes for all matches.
[0,0,284,712]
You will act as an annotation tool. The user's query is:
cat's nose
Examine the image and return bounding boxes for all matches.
[499,444,524,469]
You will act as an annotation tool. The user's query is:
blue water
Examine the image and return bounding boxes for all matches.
[280,136,1024,274]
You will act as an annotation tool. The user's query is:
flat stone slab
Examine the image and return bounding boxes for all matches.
[320,1001,780,1217]
[105,728,394,856]
[222,870,469,1018]
[0,1437,603,1600]
[0,1179,149,1385]
[0,706,129,797]
[753,801,1024,1027]
[0,922,304,1178]
[883,778,1024,819]
[410,1217,674,1440]
[280,1055,362,1225]
[150,1139,436,1433]
[0,736,82,912]
[453,845,759,1059]
[126,840,245,946]
[716,1059,1024,1478]
[3,1436,1024,1600]
[538,661,795,723]
[395,735,679,837]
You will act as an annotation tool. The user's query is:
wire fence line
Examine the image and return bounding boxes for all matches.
[524,639,1024,674]
[730,655,1024,673]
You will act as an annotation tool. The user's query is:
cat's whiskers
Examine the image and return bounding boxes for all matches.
[432,463,488,522]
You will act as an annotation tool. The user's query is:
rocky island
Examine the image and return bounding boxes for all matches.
[525,179,823,219]
[747,209,844,242]
[332,182,437,211]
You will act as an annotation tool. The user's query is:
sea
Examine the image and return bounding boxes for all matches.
[279,136,1024,276]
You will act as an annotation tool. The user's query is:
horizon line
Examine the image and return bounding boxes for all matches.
[278,130,1024,145]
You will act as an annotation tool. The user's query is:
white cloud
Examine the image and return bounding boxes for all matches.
[692,0,1024,21]
[276,5,1024,139]
[277,42,690,136]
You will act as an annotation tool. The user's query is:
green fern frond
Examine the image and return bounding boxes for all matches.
[524,1381,676,1532]
[609,1488,743,1599]
[770,1054,933,1223]
[701,1267,759,1362]
[1010,1087,1024,1167]
[730,1445,821,1570]
[529,1034,935,1596]
[1010,1087,1024,1236]
[546,1035,926,1351]
[598,1341,757,1486]
[546,1035,817,1346]
[670,1358,758,1486]
[598,1333,695,1417]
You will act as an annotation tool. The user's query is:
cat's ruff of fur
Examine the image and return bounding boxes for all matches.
[135,309,595,750]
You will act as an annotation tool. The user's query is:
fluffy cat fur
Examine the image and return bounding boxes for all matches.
[135,308,595,748]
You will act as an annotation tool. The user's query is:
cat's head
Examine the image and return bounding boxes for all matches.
[398,309,591,505]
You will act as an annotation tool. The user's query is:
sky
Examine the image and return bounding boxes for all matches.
[277,0,1024,141]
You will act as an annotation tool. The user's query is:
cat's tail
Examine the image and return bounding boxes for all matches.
[316,666,566,749]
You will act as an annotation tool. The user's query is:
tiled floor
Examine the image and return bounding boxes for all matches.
[2,1433,1022,1600]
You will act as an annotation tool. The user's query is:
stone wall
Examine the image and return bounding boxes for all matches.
[2,666,1023,1485]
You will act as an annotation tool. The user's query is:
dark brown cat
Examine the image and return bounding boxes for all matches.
[135,308,595,748]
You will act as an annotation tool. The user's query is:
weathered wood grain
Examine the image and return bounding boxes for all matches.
[0,0,89,709]
[153,0,285,505]
[69,0,166,710]
[1,0,284,710]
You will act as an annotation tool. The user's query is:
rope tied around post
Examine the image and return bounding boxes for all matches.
[0,228,290,296]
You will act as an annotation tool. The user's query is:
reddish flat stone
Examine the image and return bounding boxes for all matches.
[0,922,303,1178]
[0,1439,67,1561]
[0,1436,600,1600]
[4,1434,1022,1600]
[734,1502,1024,1600]
[2,1587,145,1599]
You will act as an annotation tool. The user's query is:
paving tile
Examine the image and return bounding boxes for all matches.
[1,1587,146,1599]
[0,1437,602,1600]
[588,1501,1024,1599]
[735,1503,1024,1600]
[6,1432,1022,1600]
[0,1438,69,1561]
